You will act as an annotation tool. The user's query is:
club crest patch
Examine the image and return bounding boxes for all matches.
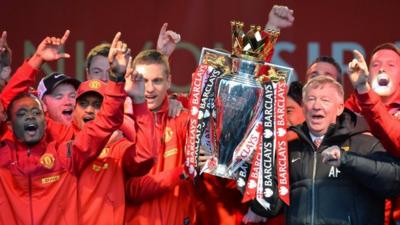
[89,80,102,89]
[164,127,173,143]
[99,147,110,158]
[40,153,55,169]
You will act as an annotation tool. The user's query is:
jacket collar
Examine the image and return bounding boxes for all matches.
[1,127,47,155]
[152,96,169,126]
[290,109,369,147]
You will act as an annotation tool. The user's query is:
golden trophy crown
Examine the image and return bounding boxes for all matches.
[231,21,279,61]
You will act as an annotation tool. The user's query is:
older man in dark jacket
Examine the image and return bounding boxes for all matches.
[259,75,400,225]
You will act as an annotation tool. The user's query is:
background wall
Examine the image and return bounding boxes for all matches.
[2,0,400,93]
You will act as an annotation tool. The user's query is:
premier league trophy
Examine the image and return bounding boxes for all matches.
[203,21,279,178]
[213,57,264,177]
[184,21,293,211]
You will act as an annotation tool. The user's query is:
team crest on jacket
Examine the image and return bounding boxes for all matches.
[40,153,55,169]
[164,127,173,143]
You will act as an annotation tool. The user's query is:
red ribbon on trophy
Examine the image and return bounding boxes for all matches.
[275,80,290,205]
[185,64,208,177]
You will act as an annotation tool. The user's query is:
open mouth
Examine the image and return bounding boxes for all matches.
[83,117,94,123]
[62,109,73,116]
[312,115,324,119]
[24,123,38,135]
[377,73,390,86]
[25,124,38,131]
[145,95,157,101]
[372,72,393,96]
[311,114,324,120]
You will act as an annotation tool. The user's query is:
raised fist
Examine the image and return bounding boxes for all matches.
[265,5,295,31]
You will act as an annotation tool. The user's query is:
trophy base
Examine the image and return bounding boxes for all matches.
[212,164,234,179]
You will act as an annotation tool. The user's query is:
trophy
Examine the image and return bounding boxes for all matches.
[212,57,264,177]
[183,21,293,211]
[201,21,279,178]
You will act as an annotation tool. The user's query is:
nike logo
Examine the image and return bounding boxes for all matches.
[291,157,301,163]
[54,74,64,79]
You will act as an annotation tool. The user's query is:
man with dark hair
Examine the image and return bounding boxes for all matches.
[287,81,304,127]
[86,43,111,81]
[285,81,306,143]
[306,55,343,84]
[75,78,155,225]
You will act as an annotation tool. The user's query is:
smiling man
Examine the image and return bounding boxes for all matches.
[302,76,344,137]
[255,75,400,225]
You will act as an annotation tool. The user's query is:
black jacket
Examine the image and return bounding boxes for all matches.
[250,111,400,225]
[284,111,400,225]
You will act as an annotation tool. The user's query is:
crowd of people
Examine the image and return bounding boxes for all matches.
[1,4,400,225]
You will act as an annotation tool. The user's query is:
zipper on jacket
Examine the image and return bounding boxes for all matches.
[28,148,34,225]
[28,175,34,225]
[153,112,159,127]
[311,151,317,225]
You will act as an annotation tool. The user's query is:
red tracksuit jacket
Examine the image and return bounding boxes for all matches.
[78,102,155,225]
[0,82,125,225]
[0,61,155,225]
[125,98,197,225]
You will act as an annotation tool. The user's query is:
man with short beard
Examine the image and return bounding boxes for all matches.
[306,55,343,84]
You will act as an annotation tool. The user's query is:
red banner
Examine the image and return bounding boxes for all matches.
[275,80,290,205]
[2,0,400,94]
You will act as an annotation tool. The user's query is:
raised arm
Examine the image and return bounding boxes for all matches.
[59,32,129,174]
[0,30,71,108]
[348,50,400,157]
[260,5,294,70]
[156,23,181,57]
[122,67,156,176]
